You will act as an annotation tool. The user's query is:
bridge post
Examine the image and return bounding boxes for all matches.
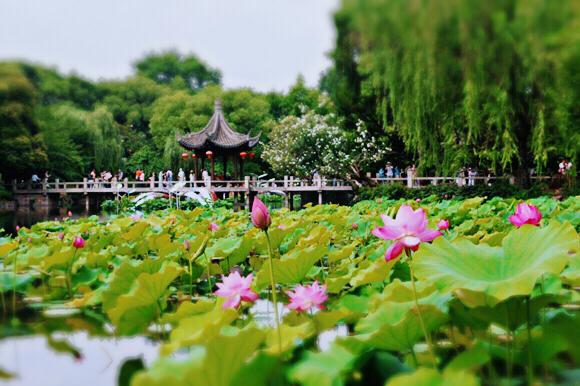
[12,179,17,192]
[85,195,89,211]
[150,178,154,189]
[317,176,322,205]
[83,178,87,193]
[42,179,46,192]
[124,178,128,189]
[245,176,251,211]
[55,179,60,191]
[284,176,289,208]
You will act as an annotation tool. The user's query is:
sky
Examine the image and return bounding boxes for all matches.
[0,0,340,92]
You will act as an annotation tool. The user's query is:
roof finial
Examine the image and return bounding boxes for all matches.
[215,99,221,112]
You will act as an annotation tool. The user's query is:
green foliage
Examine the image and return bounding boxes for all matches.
[328,0,580,183]
[133,49,221,92]
[357,181,549,202]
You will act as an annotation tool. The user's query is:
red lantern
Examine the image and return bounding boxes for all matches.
[240,151,247,159]
[192,153,196,158]
[206,150,213,158]
[181,152,189,160]
[249,152,255,159]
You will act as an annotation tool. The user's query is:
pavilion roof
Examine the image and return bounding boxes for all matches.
[177,100,261,151]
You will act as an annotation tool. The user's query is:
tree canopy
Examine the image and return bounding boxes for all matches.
[326,0,580,185]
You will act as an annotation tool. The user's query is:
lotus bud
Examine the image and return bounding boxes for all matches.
[352,223,358,229]
[251,197,271,230]
[68,211,72,217]
[17,237,21,244]
[437,220,450,230]
[184,240,190,250]
[27,237,31,243]
[54,217,58,221]
[73,236,85,249]
[16,225,20,231]
[58,232,64,240]
[416,198,421,203]
[377,198,382,204]
[208,223,219,231]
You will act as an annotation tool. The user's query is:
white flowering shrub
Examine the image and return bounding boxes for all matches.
[262,99,389,180]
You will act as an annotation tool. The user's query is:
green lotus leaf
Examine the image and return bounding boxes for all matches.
[264,321,315,354]
[229,351,280,386]
[43,247,76,271]
[413,221,578,306]
[479,231,508,247]
[148,233,171,251]
[355,293,450,351]
[386,368,478,386]
[328,243,357,264]
[469,294,569,331]
[160,298,215,324]
[0,240,18,257]
[560,253,580,286]
[297,225,332,248]
[160,299,239,355]
[349,256,399,287]
[368,279,436,311]
[133,324,266,386]
[445,342,490,372]
[102,259,164,311]
[123,222,149,241]
[286,343,365,386]
[108,265,182,335]
[0,273,34,293]
[255,244,328,290]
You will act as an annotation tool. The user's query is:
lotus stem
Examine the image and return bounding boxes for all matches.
[12,249,17,319]
[408,257,437,369]
[204,252,213,299]
[265,229,282,353]
[189,258,193,300]
[506,308,512,386]
[526,295,534,386]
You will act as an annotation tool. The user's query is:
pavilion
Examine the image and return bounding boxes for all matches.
[176,100,261,180]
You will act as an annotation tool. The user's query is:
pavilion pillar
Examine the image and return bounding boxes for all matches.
[194,156,198,180]
[233,155,238,180]
[201,155,205,175]
[240,158,244,178]
[211,155,215,180]
[222,155,227,180]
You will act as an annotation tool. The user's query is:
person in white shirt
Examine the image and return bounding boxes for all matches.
[158,171,164,187]
[202,169,210,187]
[189,170,194,183]
[386,163,394,178]
[468,168,477,186]
[178,168,185,182]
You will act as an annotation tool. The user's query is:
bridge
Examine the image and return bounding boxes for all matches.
[6,175,549,210]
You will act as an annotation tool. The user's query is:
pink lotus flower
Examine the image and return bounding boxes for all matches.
[58,232,64,240]
[27,237,31,243]
[278,224,286,230]
[54,217,58,222]
[416,198,421,203]
[352,223,358,229]
[208,223,219,231]
[377,198,382,204]
[252,197,271,230]
[73,236,85,249]
[437,220,450,230]
[68,211,72,217]
[509,203,542,227]
[287,281,328,312]
[215,272,259,310]
[184,240,190,250]
[372,204,442,261]
[15,225,20,231]
[130,213,141,222]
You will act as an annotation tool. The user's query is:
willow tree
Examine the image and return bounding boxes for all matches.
[335,0,580,186]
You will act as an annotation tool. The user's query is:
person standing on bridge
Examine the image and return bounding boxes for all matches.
[158,170,164,188]
[117,169,123,181]
[167,169,173,182]
[189,170,194,184]
[178,168,185,182]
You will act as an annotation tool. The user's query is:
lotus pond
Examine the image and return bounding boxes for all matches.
[2,195,580,385]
